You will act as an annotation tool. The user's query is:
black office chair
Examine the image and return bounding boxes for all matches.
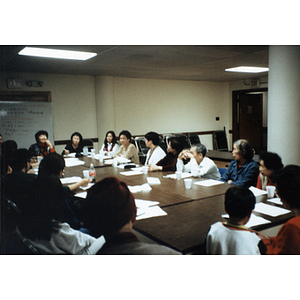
[174,133,191,150]
[82,139,94,151]
[135,137,148,155]
[158,135,168,154]
[213,130,228,151]
[163,134,175,148]
[188,133,201,146]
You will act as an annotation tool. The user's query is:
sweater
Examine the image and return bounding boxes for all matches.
[256,173,275,191]
[114,144,139,164]
[220,159,259,187]
[156,152,178,172]
[62,143,83,155]
[29,142,55,157]
[176,157,221,180]
[262,214,300,254]
[206,221,267,255]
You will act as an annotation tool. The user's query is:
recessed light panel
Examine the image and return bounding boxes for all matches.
[18,47,97,60]
[225,66,269,73]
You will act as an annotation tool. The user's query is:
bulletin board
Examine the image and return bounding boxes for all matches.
[0,101,54,149]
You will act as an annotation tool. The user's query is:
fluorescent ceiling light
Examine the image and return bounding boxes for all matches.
[18,47,97,60]
[225,66,269,73]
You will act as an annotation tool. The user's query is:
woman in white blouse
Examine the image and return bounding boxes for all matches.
[144,131,166,166]
[99,131,119,157]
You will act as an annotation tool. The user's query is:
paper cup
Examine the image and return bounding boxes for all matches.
[83,147,88,155]
[175,171,182,180]
[142,166,148,174]
[266,186,276,198]
[83,170,90,178]
[184,178,192,189]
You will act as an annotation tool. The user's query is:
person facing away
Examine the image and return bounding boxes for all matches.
[99,130,119,157]
[220,139,259,187]
[114,130,139,164]
[29,130,56,157]
[62,132,84,156]
[148,137,184,172]
[176,143,221,180]
[144,131,166,166]
[256,151,283,191]
[82,176,181,254]
[257,165,300,254]
[206,186,267,255]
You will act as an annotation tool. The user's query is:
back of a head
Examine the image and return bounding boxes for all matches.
[83,177,137,237]
[10,148,32,171]
[38,153,65,176]
[225,186,256,219]
[274,165,300,210]
[259,151,283,171]
[145,131,160,146]
[35,130,48,143]
[235,139,254,160]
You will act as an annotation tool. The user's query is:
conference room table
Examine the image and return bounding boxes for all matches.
[63,155,294,254]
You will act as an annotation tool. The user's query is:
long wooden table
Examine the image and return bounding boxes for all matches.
[63,156,293,254]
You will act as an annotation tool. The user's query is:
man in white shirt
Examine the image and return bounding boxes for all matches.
[176,144,221,180]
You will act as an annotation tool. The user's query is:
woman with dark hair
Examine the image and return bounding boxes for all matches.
[258,165,300,254]
[62,132,84,156]
[144,131,166,166]
[99,131,119,157]
[114,130,139,164]
[16,174,104,254]
[148,137,184,172]
[29,130,55,157]
[220,139,259,187]
[256,151,283,190]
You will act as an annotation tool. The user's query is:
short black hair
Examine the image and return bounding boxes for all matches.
[145,131,160,146]
[10,148,32,171]
[274,165,300,210]
[119,130,132,140]
[234,139,254,160]
[168,137,184,153]
[259,152,283,171]
[70,132,83,143]
[35,130,48,143]
[38,153,65,177]
[225,186,256,219]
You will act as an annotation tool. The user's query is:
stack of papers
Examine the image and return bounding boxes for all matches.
[147,177,161,184]
[164,173,192,179]
[75,191,87,199]
[249,186,268,203]
[267,197,282,205]
[194,179,224,186]
[135,199,167,220]
[128,183,152,193]
[80,183,94,190]
[120,170,144,176]
[60,176,82,184]
[254,202,291,217]
[64,158,86,167]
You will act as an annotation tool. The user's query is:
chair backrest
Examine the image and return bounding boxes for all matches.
[188,133,201,146]
[1,196,22,235]
[213,130,228,151]
[82,139,94,150]
[135,137,148,155]
[158,136,168,154]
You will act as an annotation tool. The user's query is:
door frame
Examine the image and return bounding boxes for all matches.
[232,87,268,152]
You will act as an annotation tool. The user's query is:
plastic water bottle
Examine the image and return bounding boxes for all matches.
[89,163,96,183]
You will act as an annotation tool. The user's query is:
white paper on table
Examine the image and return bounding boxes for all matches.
[75,192,87,199]
[80,183,94,190]
[249,186,268,197]
[254,202,291,217]
[135,199,160,208]
[63,153,76,158]
[60,176,82,184]
[194,179,224,186]
[136,205,167,220]
[164,173,192,179]
[64,158,86,167]
[147,177,161,184]
[221,213,271,228]
[267,197,283,205]
[116,157,131,163]
[128,183,152,193]
[104,159,113,165]
[120,170,144,176]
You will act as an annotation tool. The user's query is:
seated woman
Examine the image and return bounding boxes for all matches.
[99,131,119,157]
[256,151,283,190]
[148,137,184,172]
[144,131,166,166]
[29,130,55,157]
[220,139,259,187]
[62,132,84,156]
[15,174,104,254]
[114,130,139,164]
[258,165,300,254]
